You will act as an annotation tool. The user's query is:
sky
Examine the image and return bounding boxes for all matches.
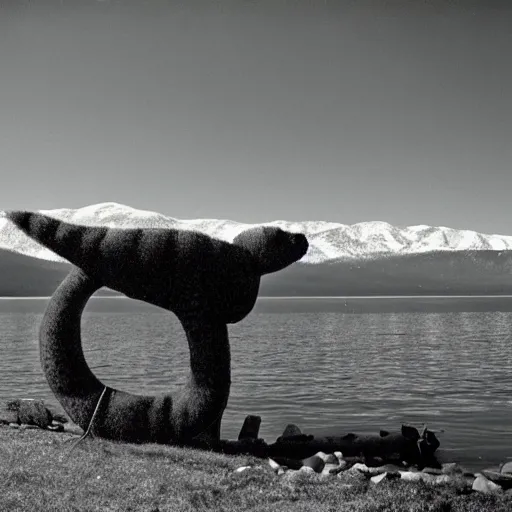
[0,0,511,234]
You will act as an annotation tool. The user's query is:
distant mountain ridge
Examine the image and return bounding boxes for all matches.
[1,202,512,297]
[2,202,512,264]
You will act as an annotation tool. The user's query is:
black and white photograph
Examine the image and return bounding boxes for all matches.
[0,0,511,510]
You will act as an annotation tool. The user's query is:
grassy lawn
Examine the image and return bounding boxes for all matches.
[1,426,511,512]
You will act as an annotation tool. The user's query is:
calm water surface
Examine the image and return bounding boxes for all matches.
[2,297,512,471]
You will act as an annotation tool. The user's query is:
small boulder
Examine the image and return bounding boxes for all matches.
[281,424,302,438]
[302,454,325,473]
[238,415,261,440]
[6,399,53,429]
[472,474,502,494]
[500,461,512,474]
[17,399,53,429]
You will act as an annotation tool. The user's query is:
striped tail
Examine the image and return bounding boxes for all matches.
[6,211,109,275]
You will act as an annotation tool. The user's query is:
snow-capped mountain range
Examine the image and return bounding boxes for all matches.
[1,202,512,264]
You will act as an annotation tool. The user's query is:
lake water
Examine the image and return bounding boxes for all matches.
[2,296,512,471]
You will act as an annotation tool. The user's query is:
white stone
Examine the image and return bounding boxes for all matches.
[268,458,281,471]
[472,474,502,493]
[371,472,388,484]
[234,466,251,473]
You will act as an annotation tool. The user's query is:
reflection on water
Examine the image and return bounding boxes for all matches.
[1,298,512,470]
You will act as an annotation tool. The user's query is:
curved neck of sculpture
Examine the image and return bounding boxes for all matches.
[40,267,231,444]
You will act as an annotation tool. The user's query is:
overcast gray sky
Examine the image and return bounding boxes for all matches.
[0,0,511,233]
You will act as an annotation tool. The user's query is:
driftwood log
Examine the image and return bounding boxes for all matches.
[202,418,441,469]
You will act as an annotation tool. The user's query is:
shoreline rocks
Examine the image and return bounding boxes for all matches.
[1,398,67,431]
[5,405,512,495]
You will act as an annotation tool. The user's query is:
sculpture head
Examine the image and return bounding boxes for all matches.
[232,226,309,275]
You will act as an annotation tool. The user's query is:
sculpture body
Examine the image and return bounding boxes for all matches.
[7,211,308,445]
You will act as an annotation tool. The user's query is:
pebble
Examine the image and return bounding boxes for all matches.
[371,472,388,484]
[263,449,512,494]
[268,458,281,472]
[234,466,251,473]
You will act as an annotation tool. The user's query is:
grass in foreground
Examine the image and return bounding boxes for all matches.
[1,427,511,512]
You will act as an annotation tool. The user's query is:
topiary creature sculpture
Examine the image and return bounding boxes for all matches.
[6,211,308,446]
